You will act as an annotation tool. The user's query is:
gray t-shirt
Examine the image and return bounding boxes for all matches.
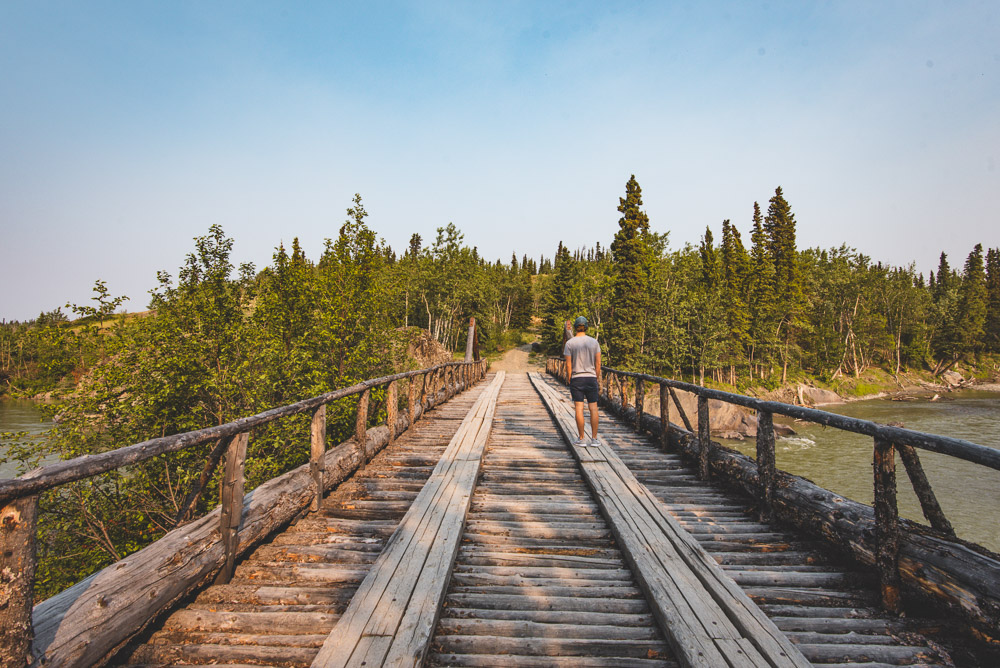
[563,335,601,378]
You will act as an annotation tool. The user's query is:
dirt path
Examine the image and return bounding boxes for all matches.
[489,343,543,373]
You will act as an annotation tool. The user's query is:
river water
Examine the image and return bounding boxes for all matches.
[0,399,56,478]
[3,392,999,551]
[723,391,1000,553]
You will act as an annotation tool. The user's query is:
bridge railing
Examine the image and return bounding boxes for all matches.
[546,358,1000,617]
[0,358,487,668]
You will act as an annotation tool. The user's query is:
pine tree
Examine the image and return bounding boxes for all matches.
[607,175,651,370]
[955,244,988,357]
[541,242,576,352]
[747,202,776,377]
[763,187,803,382]
[720,220,751,383]
[933,252,953,302]
[986,248,1000,352]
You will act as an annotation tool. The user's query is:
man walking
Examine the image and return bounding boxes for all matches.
[563,316,602,445]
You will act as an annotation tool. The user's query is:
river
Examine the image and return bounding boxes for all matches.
[0,399,56,479]
[723,390,1000,553]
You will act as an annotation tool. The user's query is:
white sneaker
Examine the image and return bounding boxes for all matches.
[574,437,588,446]
[589,436,600,445]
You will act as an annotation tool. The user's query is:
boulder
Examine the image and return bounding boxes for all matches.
[797,384,843,406]
[940,370,964,387]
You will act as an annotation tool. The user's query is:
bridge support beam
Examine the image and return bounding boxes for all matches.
[756,410,776,522]
[697,396,711,480]
[216,432,248,586]
[0,493,38,668]
[310,406,326,512]
[386,381,398,443]
[356,389,370,464]
[874,436,902,614]
[659,383,670,451]
[634,378,644,432]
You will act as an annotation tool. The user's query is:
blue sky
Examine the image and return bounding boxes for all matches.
[2,1,998,321]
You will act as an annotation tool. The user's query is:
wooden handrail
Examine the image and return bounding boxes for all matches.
[0,362,482,505]
[547,358,1000,471]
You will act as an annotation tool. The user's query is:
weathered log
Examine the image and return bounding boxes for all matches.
[659,383,670,451]
[897,443,955,537]
[216,432,249,586]
[873,436,901,613]
[355,389,370,465]
[0,492,38,668]
[668,387,695,433]
[697,396,710,480]
[756,410,776,523]
[634,378,644,432]
[310,405,326,513]
[386,380,398,443]
[407,376,417,426]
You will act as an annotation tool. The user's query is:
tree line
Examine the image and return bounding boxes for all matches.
[539,175,1000,389]
[1,182,998,598]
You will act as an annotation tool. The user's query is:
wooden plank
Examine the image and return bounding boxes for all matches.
[529,373,810,668]
[311,372,505,668]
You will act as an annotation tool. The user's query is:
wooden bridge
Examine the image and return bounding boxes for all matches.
[2,356,999,666]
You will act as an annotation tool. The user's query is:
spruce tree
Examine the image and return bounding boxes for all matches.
[763,187,803,382]
[720,220,751,382]
[541,242,576,352]
[747,202,776,376]
[607,175,651,370]
[955,244,988,357]
[933,252,953,302]
[986,248,1000,352]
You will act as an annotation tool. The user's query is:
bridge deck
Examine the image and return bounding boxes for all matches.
[122,372,953,667]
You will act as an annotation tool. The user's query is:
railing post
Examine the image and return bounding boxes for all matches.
[697,395,711,480]
[756,410,776,522]
[386,381,398,443]
[420,371,429,411]
[408,376,418,425]
[465,317,476,363]
[873,436,902,613]
[659,382,671,451]
[356,388,370,463]
[0,493,39,667]
[310,405,326,512]
[634,377,644,432]
[216,431,248,585]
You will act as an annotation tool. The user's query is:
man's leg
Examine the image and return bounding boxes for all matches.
[574,401,586,440]
[588,401,599,441]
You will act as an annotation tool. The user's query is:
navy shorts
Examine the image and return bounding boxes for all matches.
[569,377,599,404]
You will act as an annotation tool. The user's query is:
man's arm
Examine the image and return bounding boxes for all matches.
[595,349,601,383]
[564,354,573,382]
